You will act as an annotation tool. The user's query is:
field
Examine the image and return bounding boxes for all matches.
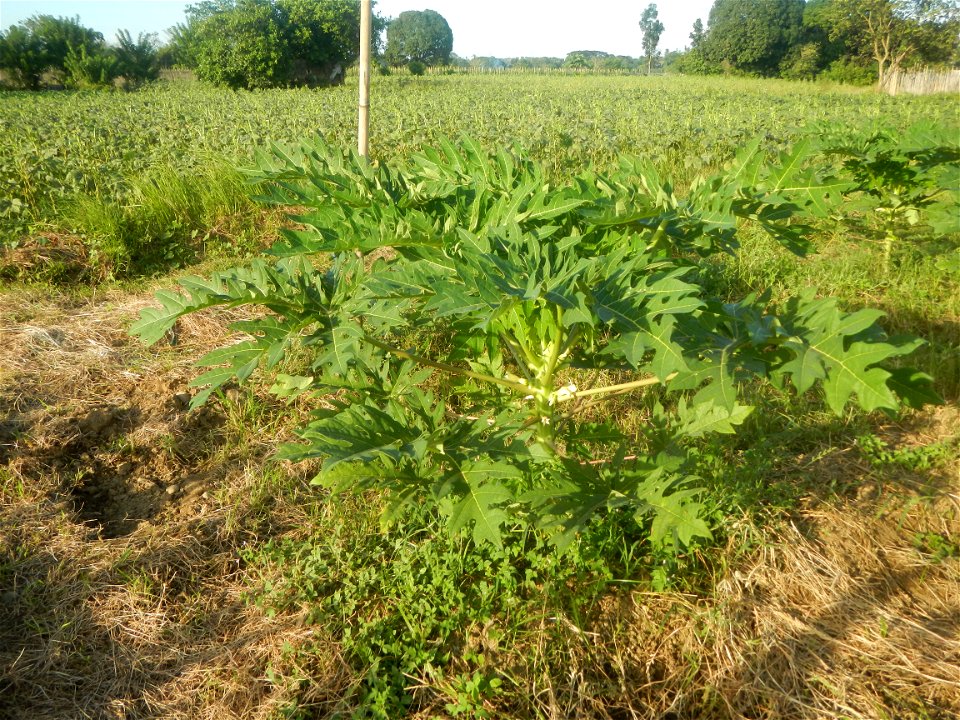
[1,73,958,719]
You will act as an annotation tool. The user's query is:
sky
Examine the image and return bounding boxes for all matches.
[0,0,716,57]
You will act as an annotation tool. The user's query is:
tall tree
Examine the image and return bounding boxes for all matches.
[639,4,665,74]
[824,0,960,88]
[0,14,103,88]
[384,9,453,67]
[184,0,372,89]
[113,30,160,85]
[22,14,103,70]
[703,0,805,76]
[690,18,706,49]
[0,25,46,88]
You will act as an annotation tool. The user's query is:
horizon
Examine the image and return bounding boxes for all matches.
[0,0,715,58]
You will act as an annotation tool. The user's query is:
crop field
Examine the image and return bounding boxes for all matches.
[1,73,958,720]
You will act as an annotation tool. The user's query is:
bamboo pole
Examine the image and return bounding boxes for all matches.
[358,0,372,158]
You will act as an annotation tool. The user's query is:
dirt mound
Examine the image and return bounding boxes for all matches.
[40,375,225,537]
[0,288,247,537]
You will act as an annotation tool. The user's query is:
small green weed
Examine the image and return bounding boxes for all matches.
[912,531,959,562]
[857,434,956,472]
[242,498,667,718]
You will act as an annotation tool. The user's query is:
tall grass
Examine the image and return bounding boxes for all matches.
[62,160,266,277]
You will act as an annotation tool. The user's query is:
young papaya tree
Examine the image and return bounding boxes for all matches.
[132,137,939,549]
[818,121,960,271]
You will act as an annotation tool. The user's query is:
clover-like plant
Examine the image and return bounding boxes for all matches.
[132,137,938,548]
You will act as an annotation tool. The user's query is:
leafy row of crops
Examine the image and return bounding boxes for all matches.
[2,74,957,249]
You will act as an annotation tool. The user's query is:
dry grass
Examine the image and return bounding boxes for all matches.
[490,467,958,720]
[1,285,958,719]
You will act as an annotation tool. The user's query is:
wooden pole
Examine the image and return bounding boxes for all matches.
[358,0,371,158]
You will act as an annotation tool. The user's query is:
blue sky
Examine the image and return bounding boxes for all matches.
[0,1,716,57]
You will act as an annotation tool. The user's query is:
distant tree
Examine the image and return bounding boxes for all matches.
[385,10,453,67]
[283,0,380,83]
[186,0,371,89]
[189,0,290,89]
[158,22,200,68]
[563,51,591,69]
[690,17,706,48]
[114,30,160,86]
[63,43,118,88]
[0,14,103,88]
[661,48,687,72]
[0,25,47,88]
[675,17,717,74]
[639,4,665,74]
[822,0,960,88]
[562,50,616,70]
[23,14,103,71]
[703,0,805,76]
[470,56,506,70]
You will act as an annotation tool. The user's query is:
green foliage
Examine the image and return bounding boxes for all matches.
[63,44,118,89]
[190,0,290,89]
[244,498,654,717]
[187,0,370,89]
[2,75,956,278]
[385,9,454,67]
[912,531,959,562]
[819,121,960,269]
[639,4,665,74]
[132,135,937,550]
[819,56,878,85]
[61,161,259,277]
[857,433,956,471]
[0,25,47,89]
[824,0,960,86]
[158,22,199,68]
[407,60,426,76]
[113,30,160,87]
[0,14,103,88]
[703,0,806,76]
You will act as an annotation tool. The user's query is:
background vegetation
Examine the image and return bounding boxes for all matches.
[2,0,956,87]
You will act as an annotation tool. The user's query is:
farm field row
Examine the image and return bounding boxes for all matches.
[2,73,958,248]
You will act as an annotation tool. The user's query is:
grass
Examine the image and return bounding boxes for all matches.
[703,224,960,400]
[60,160,271,277]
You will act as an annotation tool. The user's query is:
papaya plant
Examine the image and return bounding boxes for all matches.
[132,136,939,549]
[818,121,960,270]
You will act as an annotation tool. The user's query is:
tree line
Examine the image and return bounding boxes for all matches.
[677,0,959,86]
[1,0,956,91]
[0,14,160,89]
[0,0,449,91]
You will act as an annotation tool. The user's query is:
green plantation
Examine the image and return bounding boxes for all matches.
[2,73,958,251]
[1,73,958,719]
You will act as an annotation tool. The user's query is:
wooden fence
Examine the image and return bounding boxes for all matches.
[886,68,960,95]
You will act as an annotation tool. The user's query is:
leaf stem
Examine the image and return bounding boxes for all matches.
[553,372,677,404]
